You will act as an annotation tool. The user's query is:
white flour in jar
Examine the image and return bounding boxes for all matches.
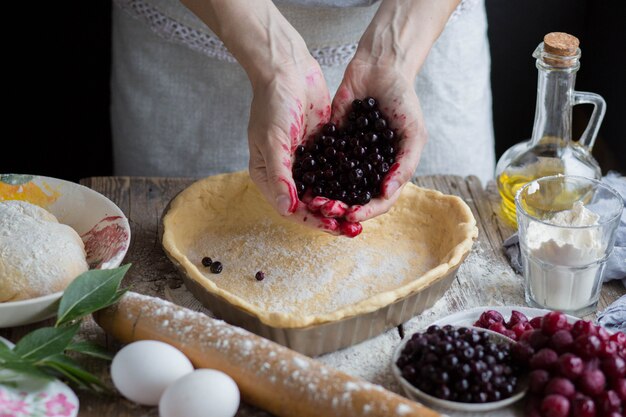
[524,201,605,311]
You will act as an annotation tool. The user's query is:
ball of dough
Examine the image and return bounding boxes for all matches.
[0,200,89,302]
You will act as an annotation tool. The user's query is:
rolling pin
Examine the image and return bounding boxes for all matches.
[94,292,440,417]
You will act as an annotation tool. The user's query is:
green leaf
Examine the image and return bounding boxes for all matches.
[66,342,113,361]
[13,324,79,361]
[0,361,54,380]
[0,345,19,362]
[42,355,109,392]
[56,264,131,327]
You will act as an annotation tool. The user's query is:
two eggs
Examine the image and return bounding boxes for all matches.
[111,340,240,417]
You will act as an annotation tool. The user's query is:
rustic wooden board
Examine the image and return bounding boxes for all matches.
[1,175,623,417]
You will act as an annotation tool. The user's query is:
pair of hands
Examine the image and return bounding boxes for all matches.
[180,0,458,237]
[249,56,427,237]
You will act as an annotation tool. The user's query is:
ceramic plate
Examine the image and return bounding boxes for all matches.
[0,174,131,327]
[0,336,79,417]
[430,305,580,327]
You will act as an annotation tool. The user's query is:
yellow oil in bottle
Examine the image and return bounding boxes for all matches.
[495,33,605,227]
[496,155,565,226]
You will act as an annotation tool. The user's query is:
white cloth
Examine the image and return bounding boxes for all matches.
[111,0,495,183]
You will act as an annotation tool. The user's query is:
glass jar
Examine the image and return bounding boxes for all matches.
[495,32,606,226]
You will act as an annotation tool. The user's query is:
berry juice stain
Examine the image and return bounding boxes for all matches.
[278,177,298,214]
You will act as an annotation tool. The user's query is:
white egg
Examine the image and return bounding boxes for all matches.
[159,369,240,417]
[111,340,194,405]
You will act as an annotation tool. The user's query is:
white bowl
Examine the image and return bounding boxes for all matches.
[0,174,130,327]
[391,325,527,412]
[429,305,579,328]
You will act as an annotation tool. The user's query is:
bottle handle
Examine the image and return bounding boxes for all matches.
[573,91,606,150]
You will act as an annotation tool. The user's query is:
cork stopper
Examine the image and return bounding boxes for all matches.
[541,32,580,68]
[544,32,580,56]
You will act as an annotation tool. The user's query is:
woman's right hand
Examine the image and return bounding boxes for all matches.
[248,57,363,237]
[180,0,363,235]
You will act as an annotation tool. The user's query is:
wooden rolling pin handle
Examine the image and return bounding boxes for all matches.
[94,292,440,417]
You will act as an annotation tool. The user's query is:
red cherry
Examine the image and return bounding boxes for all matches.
[510,322,529,340]
[508,310,529,328]
[597,390,621,414]
[549,329,574,353]
[542,311,570,336]
[540,394,570,417]
[488,322,507,335]
[602,355,626,380]
[530,348,559,371]
[558,353,584,379]
[571,394,596,417]
[544,377,576,398]
[521,329,550,350]
[530,316,543,329]
[572,320,598,339]
[577,369,606,396]
[573,335,602,359]
[476,310,504,328]
[529,369,550,394]
[599,340,619,358]
[340,222,362,237]
[609,332,626,347]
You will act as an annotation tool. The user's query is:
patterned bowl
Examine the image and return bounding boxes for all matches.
[0,174,131,327]
[0,336,79,417]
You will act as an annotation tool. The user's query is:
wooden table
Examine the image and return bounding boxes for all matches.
[2,175,624,417]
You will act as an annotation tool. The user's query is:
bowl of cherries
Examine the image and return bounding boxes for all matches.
[473,309,626,417]
[393,309,626,415]
[392,324,527,411]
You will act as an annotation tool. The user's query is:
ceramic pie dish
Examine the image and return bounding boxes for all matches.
[161,171,477,356]
[0,174,130,327]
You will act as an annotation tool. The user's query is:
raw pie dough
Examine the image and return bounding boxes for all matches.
[0,200,89,302]
[162,171,477,328]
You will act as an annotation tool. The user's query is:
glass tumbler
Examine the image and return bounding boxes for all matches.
[516,175,623,316]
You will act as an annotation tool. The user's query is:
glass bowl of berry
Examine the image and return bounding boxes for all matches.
[391,324,528,411]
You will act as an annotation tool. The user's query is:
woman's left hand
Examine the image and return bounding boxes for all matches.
[330,58,428,223]
[327,0,460,223]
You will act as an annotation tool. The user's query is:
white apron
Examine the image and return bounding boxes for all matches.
[111,0,495,183]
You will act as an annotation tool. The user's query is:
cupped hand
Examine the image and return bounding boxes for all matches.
[331,58,428,223]
[248,57,361,236]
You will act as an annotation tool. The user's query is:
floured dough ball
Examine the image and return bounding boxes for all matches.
[0,200,89,302]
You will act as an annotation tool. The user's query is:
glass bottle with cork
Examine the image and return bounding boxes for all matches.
[495,32,606,226]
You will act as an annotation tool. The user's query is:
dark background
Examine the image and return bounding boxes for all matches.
[2,0,625,181]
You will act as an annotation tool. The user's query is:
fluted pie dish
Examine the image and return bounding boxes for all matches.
[161,171,477,355]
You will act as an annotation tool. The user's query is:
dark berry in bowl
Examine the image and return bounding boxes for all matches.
[291,97,398,206]
[392,325,526,411]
